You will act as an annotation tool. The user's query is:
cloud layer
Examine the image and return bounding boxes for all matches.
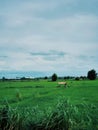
[0,0,98,76]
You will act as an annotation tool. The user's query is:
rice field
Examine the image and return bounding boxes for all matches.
[0,79,98,108]
[0,79,98,130]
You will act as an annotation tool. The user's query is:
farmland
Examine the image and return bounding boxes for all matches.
[0,79,98,108]
[0,79,98,130]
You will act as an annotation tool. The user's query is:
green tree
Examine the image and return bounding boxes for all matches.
[87,69,97,80]
[52,73,57,81]
[44,76,48,80]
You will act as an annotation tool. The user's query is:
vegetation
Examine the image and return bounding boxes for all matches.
[0,79,98,107]
[51,73,58,81]
[0,98,98,130]
[75,77,80,81]
[0,78,98,129]
[87,69,97,80]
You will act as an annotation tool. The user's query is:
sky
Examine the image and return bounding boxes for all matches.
[0,0,98,77]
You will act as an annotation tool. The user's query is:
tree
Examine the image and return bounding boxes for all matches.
[52,73,57,81]
[75,77,80,81]
[21,77,26,80]
[44,76,48,80]
[87,69,97,80]
[2,77,6,81]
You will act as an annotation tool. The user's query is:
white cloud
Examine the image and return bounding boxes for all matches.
[0,0,98,75]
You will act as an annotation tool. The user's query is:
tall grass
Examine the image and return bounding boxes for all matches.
[0,98,98,130]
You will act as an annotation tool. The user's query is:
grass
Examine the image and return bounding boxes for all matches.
[0,98,98,130]
[0,79,98,129]
[0,79,98,108]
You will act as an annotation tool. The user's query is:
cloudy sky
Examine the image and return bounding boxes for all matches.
[0,0,98,76]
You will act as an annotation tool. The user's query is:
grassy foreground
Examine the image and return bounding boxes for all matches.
[0,79,98,129]
[0,98,98,130]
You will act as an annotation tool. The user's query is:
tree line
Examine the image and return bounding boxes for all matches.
[0,69,97,81]
[51,69,97,81]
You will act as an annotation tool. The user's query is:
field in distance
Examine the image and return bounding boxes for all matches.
[0,79,98,109]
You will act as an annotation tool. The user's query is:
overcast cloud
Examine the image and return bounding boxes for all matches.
[0,0,98,76]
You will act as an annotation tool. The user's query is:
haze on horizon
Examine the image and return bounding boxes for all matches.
[0,0,98,76]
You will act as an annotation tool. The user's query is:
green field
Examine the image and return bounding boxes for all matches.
[0,79,98,108]
[0,79,98,130]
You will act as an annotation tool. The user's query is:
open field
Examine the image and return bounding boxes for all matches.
[0,79,98,108]
[0,79,98,130]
